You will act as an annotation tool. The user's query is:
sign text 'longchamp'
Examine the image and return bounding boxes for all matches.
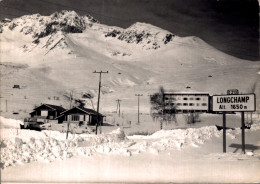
[212,94,255,112]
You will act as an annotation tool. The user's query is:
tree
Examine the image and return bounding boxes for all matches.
[150,86,176,129]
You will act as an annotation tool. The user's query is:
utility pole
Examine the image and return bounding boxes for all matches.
[116,99,121,117]
[66,90,73,139]
[135,94,143,124]
[94,70,108,134]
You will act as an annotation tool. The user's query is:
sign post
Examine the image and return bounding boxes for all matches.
[212,93,256,154]
[241,112,245,154]
[223,112,226,153]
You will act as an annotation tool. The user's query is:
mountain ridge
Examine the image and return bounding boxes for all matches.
[0,11,181,55]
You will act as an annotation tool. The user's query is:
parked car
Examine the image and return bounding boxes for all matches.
[24,117,46,131]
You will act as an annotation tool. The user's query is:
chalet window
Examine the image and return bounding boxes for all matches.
[71,115,79,121]
[41,110,48,116]
[189,97,194,100]
[189,103,194,106]
[196,97,201,100]
[177,103,182,106]
[202,103,207,106]
[183,97,188,100]
[183,103,188,106]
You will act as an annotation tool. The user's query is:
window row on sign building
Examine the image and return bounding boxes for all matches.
[165,102,208,106]
[165,97,208,101]
[163,92,210,113]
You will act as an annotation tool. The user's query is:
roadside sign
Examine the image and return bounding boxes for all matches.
[212,94,256,112]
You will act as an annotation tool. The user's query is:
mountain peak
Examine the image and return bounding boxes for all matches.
[104,21,176,50]
[0,10,100,54]
[0,10,98,38]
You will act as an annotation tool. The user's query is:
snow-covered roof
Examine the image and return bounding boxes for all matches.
[31,104,66,112]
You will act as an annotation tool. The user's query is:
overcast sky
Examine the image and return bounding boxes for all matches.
[0,0,259,61]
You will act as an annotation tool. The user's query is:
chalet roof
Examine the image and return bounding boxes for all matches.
[45,104,66,111]
[32,104,66,111]
[56,106,104,119]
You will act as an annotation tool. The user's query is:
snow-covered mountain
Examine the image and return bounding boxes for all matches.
[0,10,259,118]
[0,11,177,55]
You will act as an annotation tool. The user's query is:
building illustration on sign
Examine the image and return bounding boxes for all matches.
[163,92,210,113]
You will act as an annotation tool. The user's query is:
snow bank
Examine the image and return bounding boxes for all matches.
[0,128,131,168]
[0,116,23,129]
[0,126,220,169]
[1,121,260,169]
[129,126,221,150]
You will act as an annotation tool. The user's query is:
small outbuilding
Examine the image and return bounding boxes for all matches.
[13,85,20,89]
[56,106,105,126]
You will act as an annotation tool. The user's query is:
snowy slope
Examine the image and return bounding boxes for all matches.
[0,10,259,118]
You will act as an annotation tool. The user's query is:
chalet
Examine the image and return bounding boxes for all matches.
[56,106,105,126]
[30,104,66,121]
